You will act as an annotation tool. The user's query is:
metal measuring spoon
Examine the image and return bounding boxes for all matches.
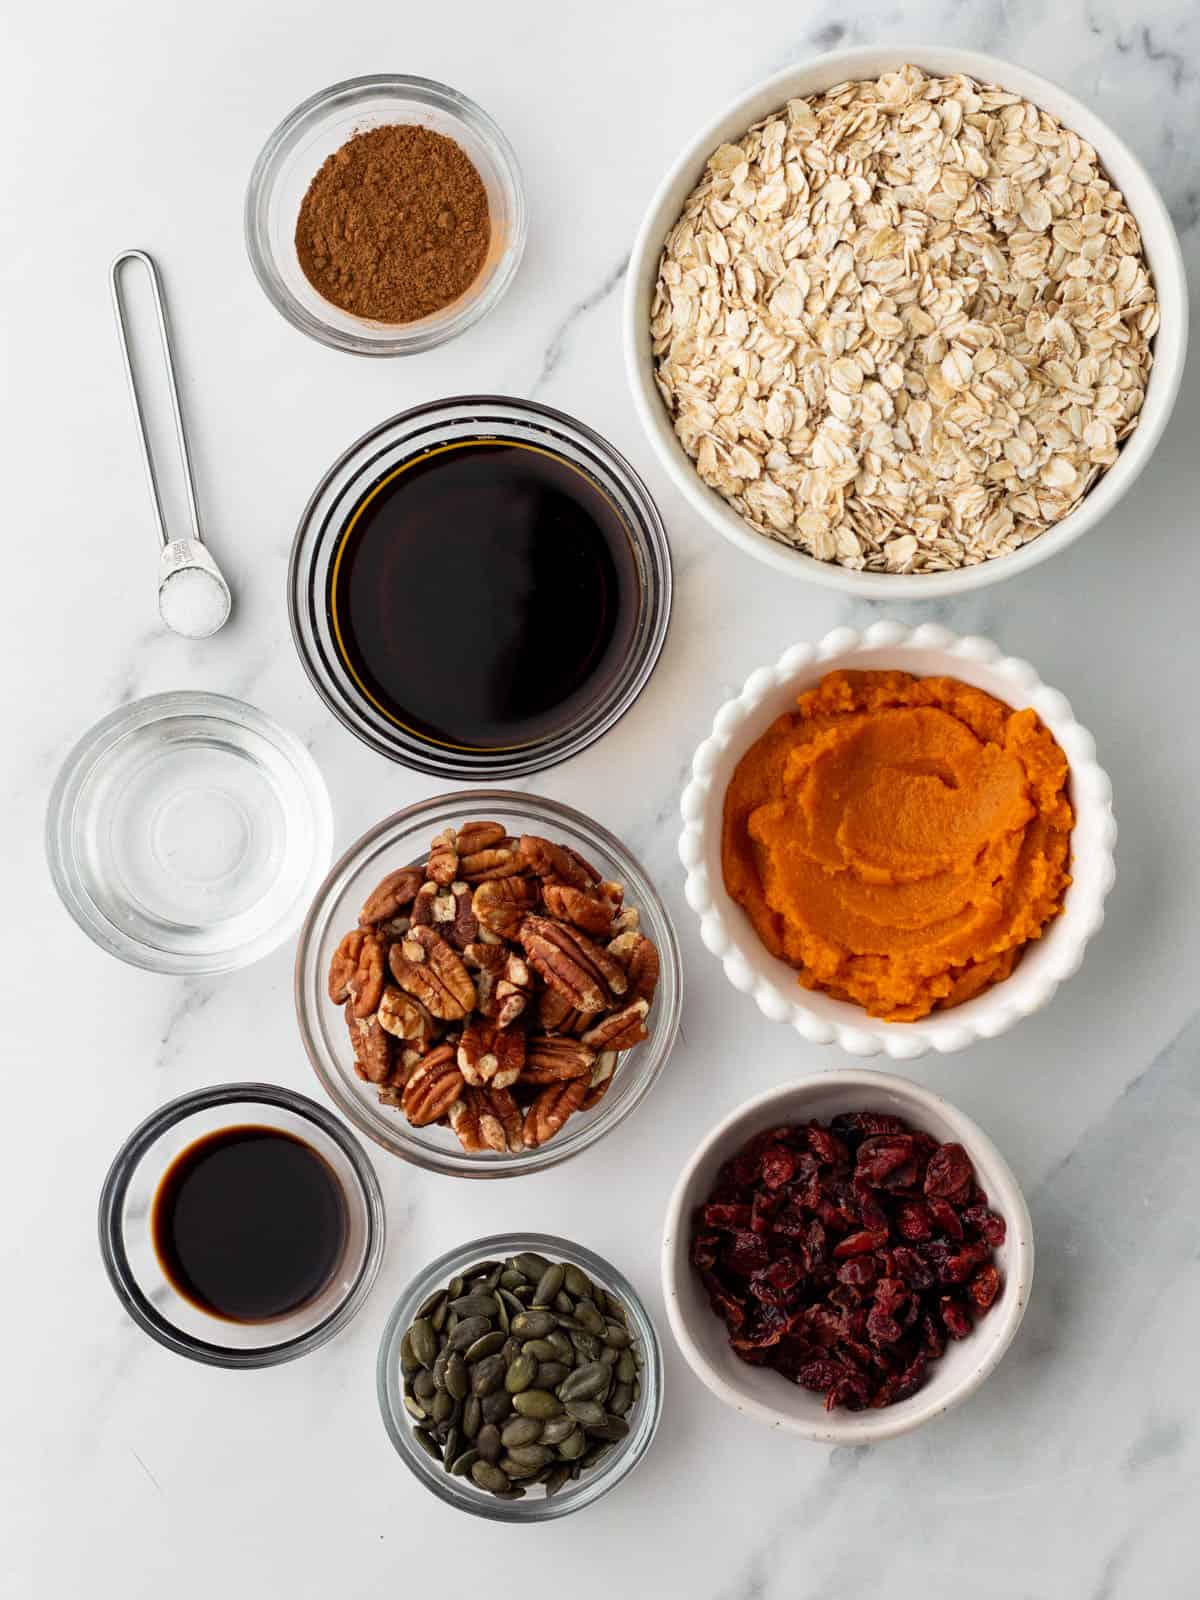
[111,250,232,638]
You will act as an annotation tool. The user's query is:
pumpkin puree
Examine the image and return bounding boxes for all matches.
[721,670,1074,1021]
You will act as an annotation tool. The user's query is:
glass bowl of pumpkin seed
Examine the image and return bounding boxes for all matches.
[377,1232,663,1519]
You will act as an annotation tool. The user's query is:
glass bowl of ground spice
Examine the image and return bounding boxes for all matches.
[246,75,526,355]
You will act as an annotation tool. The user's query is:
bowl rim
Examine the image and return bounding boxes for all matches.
[45,690,334,976]
[678,620,1117,1057]
[244,73,527,357]
[286,393,674,778]
[376,1230,665,1520]
[623,42,1189,597]
[98,1081,386,1368]
[294,788,684,1176]
[660,1069,1035,1442]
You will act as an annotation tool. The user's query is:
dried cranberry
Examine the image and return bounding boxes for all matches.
[941,1241,992,1284]
[751,1255,806,1305]
[895,1200,933,1241]
[831,1111,910,1141]
[750,1188,782,1235]
[832,1227,889,1259]
[722,1230,769,1276]
[924,1142,974,1199]
[796,1359,845,1394]
[854,1135,915,1186]
[940,1295,973,1340]
[759,1146,798,1189]
[806,1124,849,1167]
[962,1205,1007,1247]
[853,1180,889,1232]
[891,1246,935,1291]
[837,1256,878,1289]
[926,1197,964,1240]
[701,1203,753,1232]
[866,1306,903,1345]
[968,1265,1001,1311]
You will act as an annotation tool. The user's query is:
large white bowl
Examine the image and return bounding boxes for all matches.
[678,620,1116,1057]
[661,1071,1035,1444]
[624,45,1188,598]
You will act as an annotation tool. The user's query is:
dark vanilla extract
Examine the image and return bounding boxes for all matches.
[329,440,640,751]
[151,1126,347,1323]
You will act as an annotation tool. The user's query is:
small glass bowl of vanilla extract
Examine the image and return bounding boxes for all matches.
[289,397,672,779]
[99,1084,385,1367]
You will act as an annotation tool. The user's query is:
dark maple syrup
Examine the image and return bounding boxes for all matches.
[329,440,640,750]
[151,1126,348,1323]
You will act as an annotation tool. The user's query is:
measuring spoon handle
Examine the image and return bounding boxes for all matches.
[111,250,205,551]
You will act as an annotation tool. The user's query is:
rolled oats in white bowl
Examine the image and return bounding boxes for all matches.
[625,48,1187,596]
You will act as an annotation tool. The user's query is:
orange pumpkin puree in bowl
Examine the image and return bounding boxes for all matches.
[721,670,1074,1021]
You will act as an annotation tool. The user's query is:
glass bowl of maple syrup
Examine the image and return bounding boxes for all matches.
[288,396,672,779]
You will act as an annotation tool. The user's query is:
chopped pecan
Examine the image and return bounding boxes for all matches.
[580,998,650,1052]
[522,1078,587,1148]
[541,882,615,938]
[473,876,539,938]
[424,881,477,949]
[607,931,660,1002]
[458,1016,525,1088]
[389,926,476,1020]
[426,829,459,886]
[537,987,588,1035]
[483,1086,524,1153]
[612,905,641,936]
[359,866,423,927]
[520,915,627,1013]
[376,987,436,1050]
[495,953,536,1029]
[518,834,595,889]
[408,881,439,928]
[582,1052,617,1110]
[345,1002,392,1083]
[329,929,386,1017]
[377,1047,424,1103]
[400,1043,464,1126]
[523,1035,596,1083]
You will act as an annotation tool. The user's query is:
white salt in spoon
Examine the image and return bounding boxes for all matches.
[111,250,232,638]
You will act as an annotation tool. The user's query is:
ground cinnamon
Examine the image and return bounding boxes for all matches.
[295,124,490,324]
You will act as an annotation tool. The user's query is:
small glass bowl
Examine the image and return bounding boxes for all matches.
[46,693,333,975]
[99,1083,385,1368]
[377,1233,664,1521]
[295,791,682,1177]
[288,395,672,779]
[245,75,526,355]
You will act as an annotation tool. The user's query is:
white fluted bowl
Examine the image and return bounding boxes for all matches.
[678,621,1116,1058]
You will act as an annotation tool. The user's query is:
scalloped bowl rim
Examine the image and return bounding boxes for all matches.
[623,43,1188,598]
[677,620,1116,1058]
[661,1069,1035,1442]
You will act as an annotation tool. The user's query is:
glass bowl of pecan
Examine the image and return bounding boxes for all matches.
[662,1070,1034,1443]
[295,792,682,1176]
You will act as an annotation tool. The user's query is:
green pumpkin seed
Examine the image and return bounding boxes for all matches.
[587,1414,630,1442]
[511,1310,556,1339]
[480,1390,513,1424]
[603,1322,631,1349]
[451,1292,499,1319]
[500,1416,543,1449]
[547,1331,573,1362]
[500,1268,525,1291]
[470,1460,509,1493]
[609,1380,633,1417]
[470,1354,507,1397]
[617,1350,636,1384]
[581,1442,612,1469]
[463,1260,500,1281]
[442,1424,460,1465]
[449,1447,479,1477]
[431,1299,449,1332]
[465,1330,506,1362]
[475,1423,503,1464]
[540,1415,577,1446]
[413,1368,437,1400]
[559,1360,612,1403]
[563,1265,592,1299]
[505,1443,553,1471]
[505,1353,537,1394]
[532,1264,565,1307]
[403,1395,428,1423]
[534,1361,571,1388]
[496,1296,510,1333]
[409,1317,437,1368]
[555,1314,583,1331]
[415,1287,443,1320]
[444,1351,468,1401]
[604,1292,628,1321]
[521,1338,558,1361]
[431,1390,455,1425]
[446,1275,465,1300]
[512,1388,561,1420]
[574,1299,606,1335]
[461,1395,482,1440]
[557,1427,586,1460]
[413,1427,442,1461]
[449,1315,493,1351]
[542,1463,572,1497]
[400,1329,419,1372]
[512,1252,551,1280]
[564,1398,606,1427]
[569,1331,602,1362]
[499,1454,543,1480]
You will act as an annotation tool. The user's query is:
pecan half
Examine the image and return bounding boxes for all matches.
[541,882,615,938]
[607,931,660,1002]
[376,987,436,1050]
[519,915,626,1012]
[518,834,596,889]
[329,929,386,1017]
[455,820,506,855]
[522,1035,596,1083]
[400,1043,464,1126]
[473,876,539,939]
[345,1002,392,1083]
[580,999,650,1052]
[377,1046,424,1103]
[389,926,476,1020]
[426,829,459,886]
[537,987,589,1036]
[458,843,523,882]
[458,1016,525,1088]
[522,1078,587,1148]
[359,866,424,927]
[449,1085,523,1154]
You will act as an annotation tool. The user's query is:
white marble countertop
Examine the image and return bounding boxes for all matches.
[6,1,1199,1595]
